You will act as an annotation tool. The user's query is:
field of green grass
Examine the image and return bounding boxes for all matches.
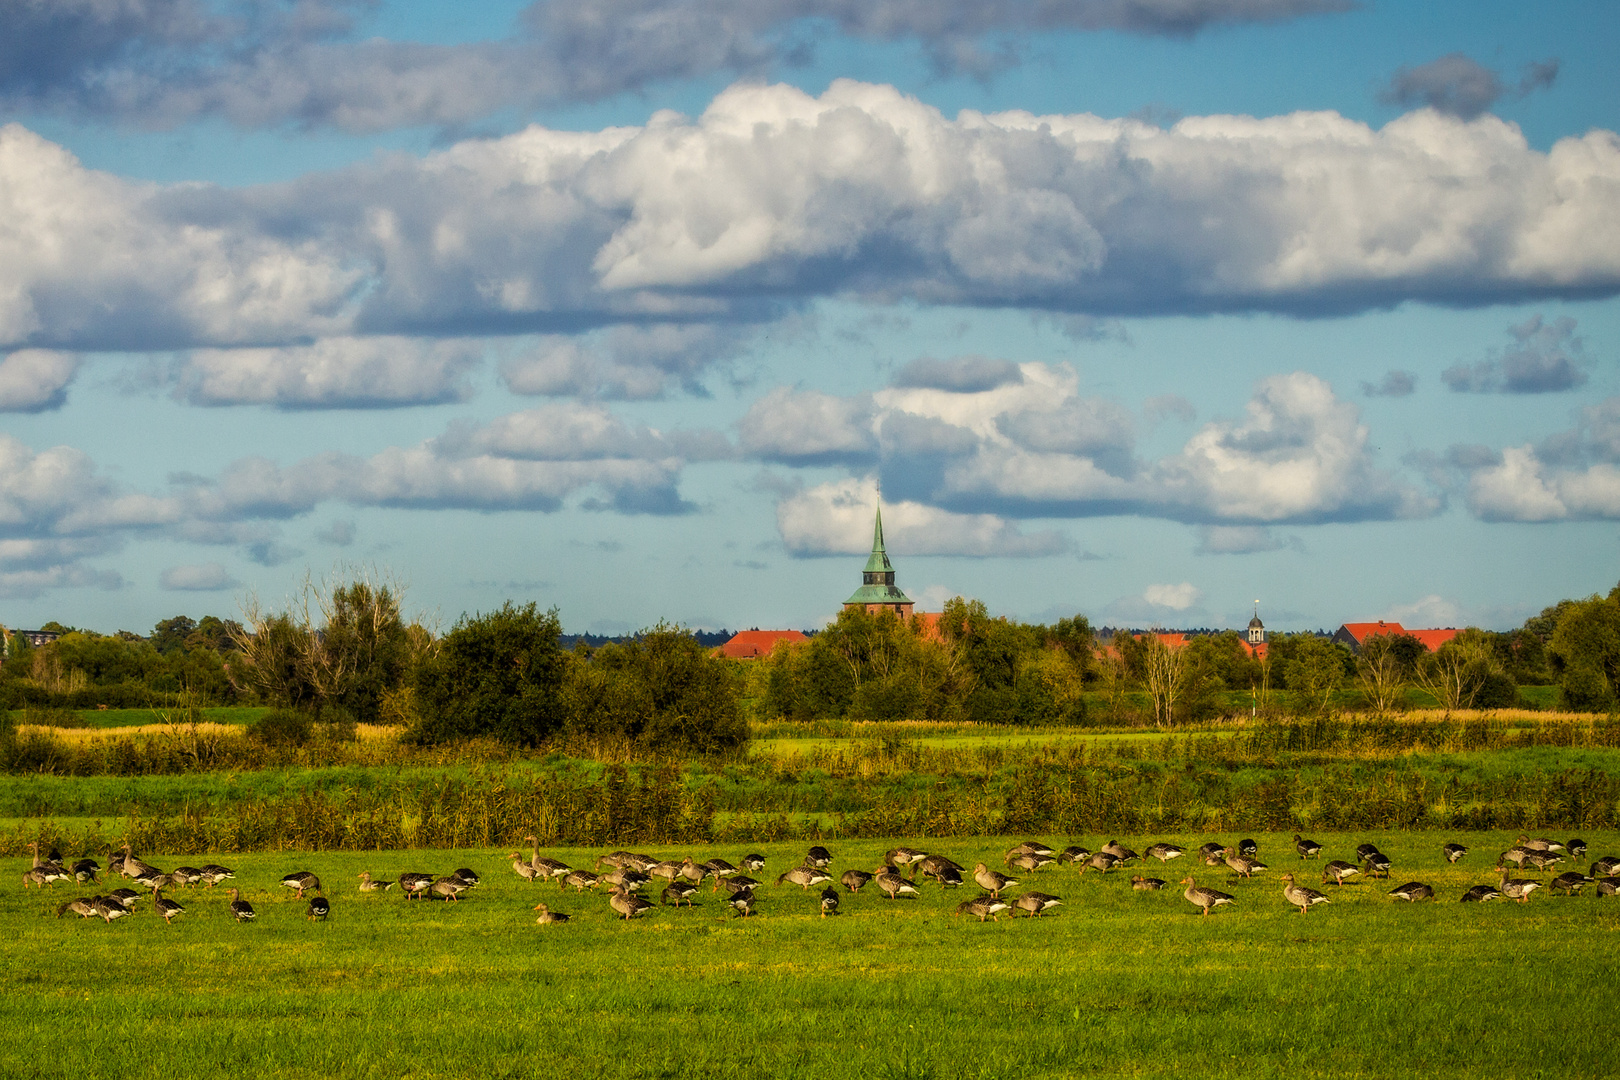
[3,831,1616,1079]
[7,705,270,729]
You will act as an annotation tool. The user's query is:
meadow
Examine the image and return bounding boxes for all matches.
[3,830,1616,1079]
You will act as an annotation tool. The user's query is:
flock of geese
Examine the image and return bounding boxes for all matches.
[22,832,1620,926]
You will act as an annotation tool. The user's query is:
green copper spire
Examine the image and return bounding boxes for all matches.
[846,502,912,609]
[863,505,894,575]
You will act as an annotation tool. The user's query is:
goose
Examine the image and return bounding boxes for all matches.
[840,869,874,893]
[678,858,708,886]
[1549,872,1594,895]
[25,843,70,887]
[106,888,142,909]
[71,858,102,884]
[739,853,767,872]
[118,845,160,881]
[916,854,965,882]
[1293,834,1323,860]
[198,864,235,888]
[719,875,761,896]
[398,872,434,899]
[1145,843,1185,864]
[1460,884,1502,903]
[1057,846,1091,865]
[888,847,928,872]
[1359,851,1392,879]
[227,888,256,922]
[1567,838,1588,859]
[953,895,1009,922]
[1101,841,1139,864]
[727,892,757,918]
[57,897,98,919]
[874,867,919,899]
[1180,877,1235,917]
[281,871,323,898]
[430,877,469,901]
[599,868,651,892]
[819,886,840,918]
[450,868,480,889]
[1222,848,1268,879]
[661,881,698,907]
[1517,835,1564,853]
[152,886,185,924]
[595,851,636,870]
[563,870,601,892]
[1353,843,1381,863]
[609,886,654,920]
[776,866,832,891]
[106,848,127,879]
[1013,891,1063,917]
[973,863,1017,897]
[1592,856,1620,878]
[620,853,660,873]
[92,896,130,924]
[805,846,833,868]
[1009,852,1056,873]
[932,865,965,888]
[307,897,331,921]
[1280,873,1330,914]
[22,867,53,890]
[1499,847,1534,869]
[1197,842,1226,864]
[1523,851,1564,872]
[1006,840,1055,858]
[1387,882,1435,902]
[358,872,396,892]
[648,861,683,883]
[1082,852,1119,875]
[508,853,540,883]
[169,866,203,888]
[1442,843,1469,864]
[1596,876,1620,898]
[701,858,739,881]
[533,902,570,924]
[131,867,171,890]
[522,836,572,882]
[1495,866,1541,904]
[1130,875,1165,891]
[1237,839,1258,858]
[1321,861,1360,886]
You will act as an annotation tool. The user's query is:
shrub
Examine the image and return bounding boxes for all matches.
[20,706,87,728]
[248,708,313,747]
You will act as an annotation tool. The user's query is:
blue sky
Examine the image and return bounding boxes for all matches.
[0,0,1616,636]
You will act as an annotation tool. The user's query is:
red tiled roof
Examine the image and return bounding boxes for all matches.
[715,630,808,659]
[1337,621,1407,644]
[1407,628,1461,651]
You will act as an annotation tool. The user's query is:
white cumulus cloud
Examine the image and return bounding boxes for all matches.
[777,476,1067,558]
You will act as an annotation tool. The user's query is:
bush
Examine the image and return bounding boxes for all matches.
[248,708,313,747]
[20,706,87,728]
[412,602,568,746]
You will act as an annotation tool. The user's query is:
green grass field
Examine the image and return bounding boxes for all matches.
[3,830,1615,1079]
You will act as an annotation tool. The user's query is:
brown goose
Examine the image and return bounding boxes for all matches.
[1280,873,1330,914]
[1442,843,1469,864]
[874,866,919,899]
[1499,846,1534,869]
[819,886,840,918]
[599,868,651,892]
[1009,852,1056,873]
[888,847,929,873]
[1131,875,1165,890]
[1387,881,1435,902]
[306,897,331,921]
[1003,841,1052,866]
[280,871,323,899]
[1567,838,1588,859]
[169,866,202,888]
[1593,857,1620,877]
[701,858,739,881]
[1517,835,1564,853]
[661,881,699,907]
[57,897,98,919]
[71,858,102,884]
[1222,848,1268,879]
[719,875,761,896]
[563,870,601,892]
[973,863,1017,897]
[227,888,256,922]
[152,886,185,924]
[1057,846,1091,865]
[198,864,235,888]
[648,861,684,884]
[1596,876,1620,897]
[522,836,571,882]
[1549,872,1593,895]
[1495,865,1542,904]
[1523,851,1563,872]
[398,872,434,899]
[1321,861,1360,886]
[93,896,130,923]
[1293,834,1323,859]
[1460,884,1502,903]
[509,853,541,883]
[118,845,160,882]
[1012,891,1062,917]
[1359,850,1392,879]
[1197,842,1226,864]
[805,846,833,868]
[1180,876,1235,917]
[953,895,1009,922]
[358,871,396,892]
[1101,841,1139,864]
[533,902,570,924]
[776,866,832,891]
[678,857,709,886]
[429,876,467,901]
[1082,851,1119,875]
[739,853,767,872]
[840,869,874,893]
[916,854,965,883]
[608,885,653,920]
[933,865,965,888]
[727,892,757,918]
[1145,843,1185,865]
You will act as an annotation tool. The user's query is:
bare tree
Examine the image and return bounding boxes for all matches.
[1413,635,1493,716]
[1142,635,1187,729]
[1356,634,1408,715]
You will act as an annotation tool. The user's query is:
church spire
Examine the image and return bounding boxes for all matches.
[845,500,913,617]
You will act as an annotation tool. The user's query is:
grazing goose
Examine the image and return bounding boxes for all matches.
[620,853,661,874]
[1566,838,1587,860]
[131,867,171,890]
[1353,843,1382,863]
[93,896,130,923]
[1442,843,1469,864]
[1222,848,1268,880]
[608,886,654,920]
[874,866,920,899]
[937,865,966,887]
[648,861,683,883]
[280,871,322,898]
[740,853,767,873]
[1293,834,1323,860]
[776,866,832,891]
[508,853,540,883]
[661,881,698,907]
[398,872,434,899]
[1592,857,1620,878]
[1549,872,1593,895]
[1013,891,1063,917]
[595,851,635,870]
[973,863,1017,897]
[887,847,928,873]
[953,895,1010,922]
[1360,851,1392,879]
[1499,847,1534,869]
[678,858,708,886]
[358,871,396,892]
[1082,852,1119,875]
[1460,884,1502,903]
[429,877,468,901]
[563,870,601,892]
[450,868,480,889]
[841,869,874,893]
[22,867,53,890]
[1145,843,1185,865]
[227,888,256,922]
[1006,840,1055,858]
[1517,835,1564,853]
[1321,861,1361,886]
[1237,839,1258,858]
[1180,877,1235,917]
[727,892,757,918]
[1596,876,1620,898]
[1101,841,1139,864]
[916,854,965,883]
[306,897,331,921]
[152,887,184,924]
[106,888,142,909]
[106,848,127,879]
[599,868,651,893]
[1131,875,1166,891]
[1387,882,1435,902]
[169,866,202,888]
[701,858,739,881]
[719,875,761,896]
[1009,852,1056,873]
[58,897,98,919]
[1280,873,1330,914]
[805,846,833,869]
[118,846,161,881]
[199,864,235,888]
[1495,866,1542,904]
[819,886,840,918]
[1057,846,1091,865]
[72,859,102,884]
[533,902,570,924]
[1197,842,1227,864]
[1523,851,1564,872]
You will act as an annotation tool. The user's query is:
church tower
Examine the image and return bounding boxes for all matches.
[1248,602,1266,645]
[843,506,915,619]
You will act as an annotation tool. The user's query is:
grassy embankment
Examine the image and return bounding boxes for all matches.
[2,832,1616,1079]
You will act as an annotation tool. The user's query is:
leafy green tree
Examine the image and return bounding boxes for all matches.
[151,616,197,655]
[1548,585,1620,711]
[1283,635,1348,715]
[1414,630,1502,714]
[564,624,745,752]
[412,602,567,745]
[1356,633,1408,714]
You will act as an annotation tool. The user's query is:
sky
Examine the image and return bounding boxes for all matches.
[1,0,1617,637]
